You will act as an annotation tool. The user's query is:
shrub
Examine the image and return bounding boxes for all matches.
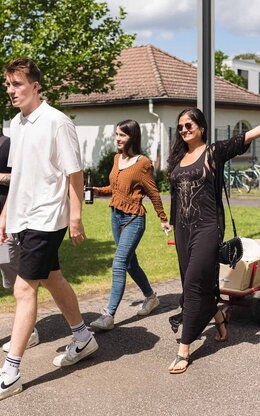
[155,169,170,192]
[85,148,116,187]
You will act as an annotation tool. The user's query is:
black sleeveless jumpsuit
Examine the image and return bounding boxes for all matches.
[171,150,219,344]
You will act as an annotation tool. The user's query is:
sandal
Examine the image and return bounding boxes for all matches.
[215,310,229,342]
[169,354,190,374]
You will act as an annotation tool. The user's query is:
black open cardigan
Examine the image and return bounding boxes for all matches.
[169,133,250,238]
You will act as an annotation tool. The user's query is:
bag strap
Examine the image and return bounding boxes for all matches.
[119,214,138,231]
[206,146,237,239]
[222,180,237,237]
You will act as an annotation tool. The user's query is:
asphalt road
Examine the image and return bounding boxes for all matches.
[1,279,259,416]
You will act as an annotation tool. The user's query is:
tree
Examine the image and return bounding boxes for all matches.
[0,0,135,127]
[234,53,260,64]
[215,50,246,88]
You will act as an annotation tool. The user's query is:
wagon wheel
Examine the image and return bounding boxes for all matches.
[251,291,260,324]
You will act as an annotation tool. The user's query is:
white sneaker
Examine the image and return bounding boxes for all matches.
[53,335,98,367]
[0,371,23,401]
[137,292,160,316]
[2,328,40,353]
[90,310,114,330]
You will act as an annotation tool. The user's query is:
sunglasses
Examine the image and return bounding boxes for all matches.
[177,122,193,132]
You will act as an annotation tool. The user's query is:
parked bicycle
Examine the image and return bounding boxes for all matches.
[224,168,252,193]
[244,164,260,188]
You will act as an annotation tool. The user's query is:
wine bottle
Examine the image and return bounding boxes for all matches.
[84,169,94,204]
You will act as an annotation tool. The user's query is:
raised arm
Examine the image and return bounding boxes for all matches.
[245,125,260,144]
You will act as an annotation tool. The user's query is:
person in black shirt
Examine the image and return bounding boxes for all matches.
[0,135,39,352]
[167,108,260,374]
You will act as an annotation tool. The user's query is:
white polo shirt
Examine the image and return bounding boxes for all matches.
[7,100,82,233]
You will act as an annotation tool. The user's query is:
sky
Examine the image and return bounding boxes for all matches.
[106,0,260,63]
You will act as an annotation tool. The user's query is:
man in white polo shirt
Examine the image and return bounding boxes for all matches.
[0,58,98,401]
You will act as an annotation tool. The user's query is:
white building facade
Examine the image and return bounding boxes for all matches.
[224,57,260,95]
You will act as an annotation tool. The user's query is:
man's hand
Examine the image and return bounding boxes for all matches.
[0,173,11,186]
[0,215,8,244]
[69,218,86,246]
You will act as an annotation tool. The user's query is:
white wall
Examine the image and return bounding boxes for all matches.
[65,105,161,168]
[3,104,260,169]
[224,58,260,94]
[215,108,260,129]
[67,103,186,170]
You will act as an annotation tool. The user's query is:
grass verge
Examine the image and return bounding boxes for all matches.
[1,199,260,311]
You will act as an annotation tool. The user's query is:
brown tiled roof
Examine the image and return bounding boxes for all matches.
[62,45,260,108]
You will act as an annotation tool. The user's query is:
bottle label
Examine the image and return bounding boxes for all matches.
[85,190,91,201]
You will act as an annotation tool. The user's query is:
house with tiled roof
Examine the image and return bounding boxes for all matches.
[5,45,260,168]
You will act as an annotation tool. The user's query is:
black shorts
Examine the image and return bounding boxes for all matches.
[17,227,67,280]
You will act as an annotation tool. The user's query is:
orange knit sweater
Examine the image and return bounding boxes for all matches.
[98,154,168,222]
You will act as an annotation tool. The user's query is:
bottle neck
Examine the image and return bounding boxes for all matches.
[86,170,92,187]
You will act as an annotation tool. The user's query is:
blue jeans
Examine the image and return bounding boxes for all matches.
[107,208,153,316]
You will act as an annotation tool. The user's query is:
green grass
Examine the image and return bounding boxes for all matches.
[230,188,260,198]
[1,199,260,311]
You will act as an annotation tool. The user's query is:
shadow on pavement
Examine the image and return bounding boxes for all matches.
[4,293,180,391]
[0,293,180,348]
[23,324,160,391]
[5,293,259,392]
[187,305,260,362]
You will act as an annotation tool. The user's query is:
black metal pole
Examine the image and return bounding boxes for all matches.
[227,125,231,197]
[202,0,212,144]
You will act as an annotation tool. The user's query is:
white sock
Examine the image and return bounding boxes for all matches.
[71,321,91,343]
[2,354,21,377]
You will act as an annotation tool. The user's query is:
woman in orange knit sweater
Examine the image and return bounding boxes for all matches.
[90,119,171,330]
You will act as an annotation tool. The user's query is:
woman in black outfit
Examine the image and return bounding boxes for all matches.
[167,107,260,374]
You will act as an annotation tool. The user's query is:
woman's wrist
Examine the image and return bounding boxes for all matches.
[93,187,100,196]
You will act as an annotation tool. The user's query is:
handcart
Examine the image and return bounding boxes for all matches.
[219,258,260,323]
[167,239,260,324]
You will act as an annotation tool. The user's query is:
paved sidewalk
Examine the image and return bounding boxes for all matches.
[160,194,260,207]
[1,279,259,416]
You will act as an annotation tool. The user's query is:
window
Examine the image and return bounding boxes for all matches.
[237,69,248,89]
[233,120,251,136]
[233,121,252,156]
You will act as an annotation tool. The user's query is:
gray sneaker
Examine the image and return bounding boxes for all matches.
[137,292,160,316]
[90,309,114,330]
[53,335,98,367]
[2,327,40,353]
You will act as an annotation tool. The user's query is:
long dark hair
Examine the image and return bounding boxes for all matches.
[116,119,142,156]
[167,108,208,175]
